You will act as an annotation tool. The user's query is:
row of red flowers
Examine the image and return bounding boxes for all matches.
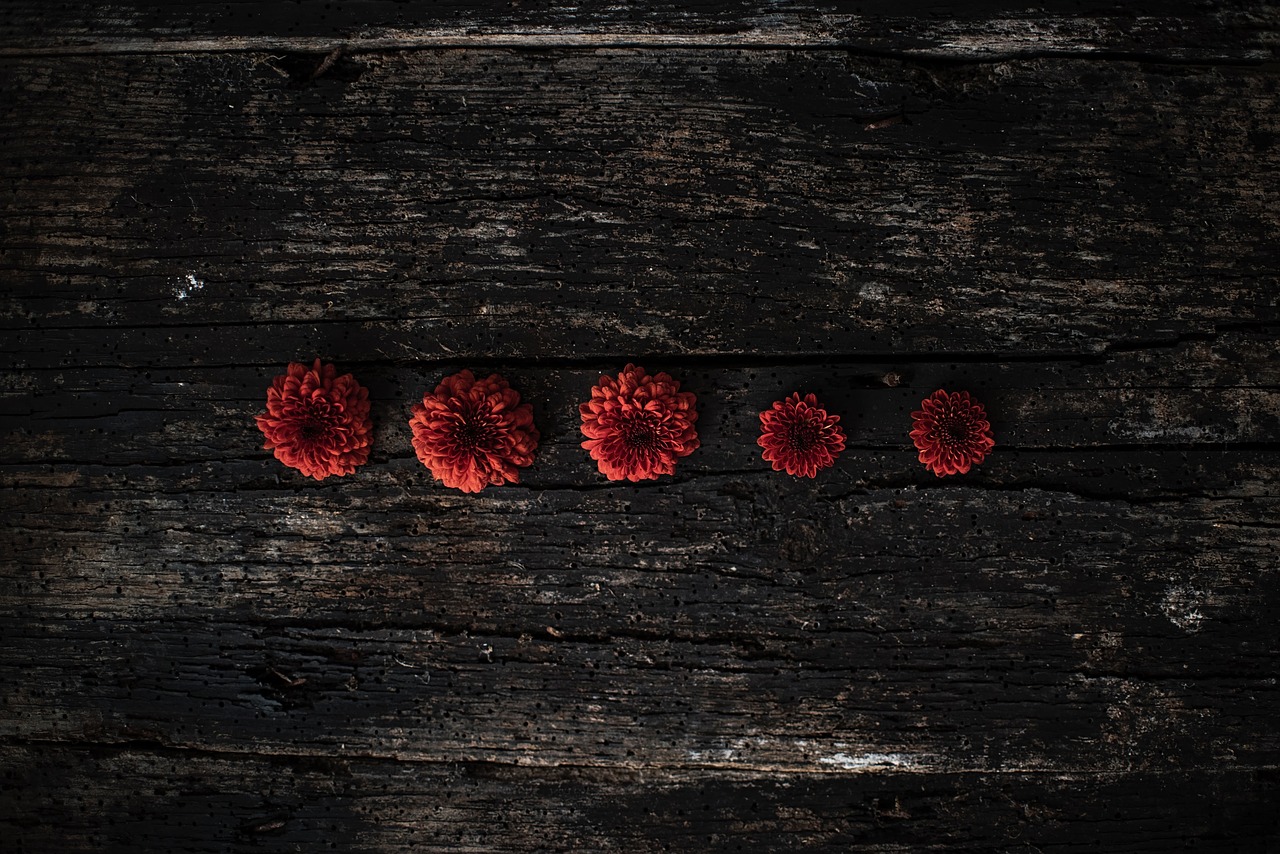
[257,360,995,491]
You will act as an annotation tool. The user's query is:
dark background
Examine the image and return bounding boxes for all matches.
[2,2,1278,850]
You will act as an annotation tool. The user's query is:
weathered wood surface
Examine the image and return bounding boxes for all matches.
[4,49,1280,364]
[4,1,1277,58]
[5,749,1279,851]
[3,3,1280,851]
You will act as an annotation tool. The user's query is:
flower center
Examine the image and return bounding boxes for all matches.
[452,420,490,451]
[621,412,661,450]
[786,423,819,452]
[297,403,336,441]
[938,416,970,446]
[626,428,655,448]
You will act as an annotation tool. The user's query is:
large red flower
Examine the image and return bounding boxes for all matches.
[758,392,846,477]
[256,358,372,480]
[910,389,995,477]
[409,370,539,493]
[579,364,699,482]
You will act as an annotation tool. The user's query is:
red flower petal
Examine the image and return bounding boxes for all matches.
[757,392,846,477]
[579,364,699,482]
[909,389,995,477]
[255,358,372,480]
[409,370,539,493]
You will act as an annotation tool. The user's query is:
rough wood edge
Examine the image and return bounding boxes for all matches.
[5,738,1280,779]
[2,18,1276,60]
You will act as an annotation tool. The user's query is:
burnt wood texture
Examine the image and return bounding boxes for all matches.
[2,2,1279,852]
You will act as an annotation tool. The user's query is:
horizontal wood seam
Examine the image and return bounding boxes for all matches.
[2,39,1276,65]
[5,736,1277,777]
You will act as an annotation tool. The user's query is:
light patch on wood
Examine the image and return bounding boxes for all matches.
[857,281,890,302]
[3,15,1270,61]
[686,747,737,762]
[173,273,204,300]
[1161,584,1208,632]
[817,751,927,771]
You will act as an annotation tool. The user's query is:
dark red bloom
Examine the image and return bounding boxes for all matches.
[910,389,995,477]
[256,358,372,480]
[757,393,846,477]
[409,370,539,493]
[580,364,699,482]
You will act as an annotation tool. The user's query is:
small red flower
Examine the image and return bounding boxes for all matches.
[409,370,539,493]
[910,389,995,477]
[256,358,372,480]
[580,364,699,482]
[757,393,846,477]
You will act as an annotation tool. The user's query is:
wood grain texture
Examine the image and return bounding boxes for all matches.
[3,8,1280,853]
[3,50,1279,364]
[3,747,1279,852]
[3,1,1277,59]
[4,746,1279,852]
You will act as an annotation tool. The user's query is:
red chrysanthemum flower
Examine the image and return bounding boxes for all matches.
[256,358,372,480]
[579,364,699,482]
[409,370,539,493]
[910,389,996,477]
[757,392,847,477]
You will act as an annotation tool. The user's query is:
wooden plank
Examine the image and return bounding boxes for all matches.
[4,558,1278,772]
[3,333,1277,465]
[2,1,1276,59]
[2,361,1280,773]
[1,332,1275,775]
[3,747,1279,852]
[3,12,1279,852]
[3,51,1278,363]
[5,464,1276,625]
